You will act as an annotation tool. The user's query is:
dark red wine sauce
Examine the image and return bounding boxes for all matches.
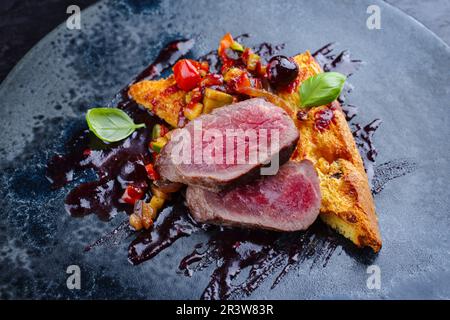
[46,39,194,220]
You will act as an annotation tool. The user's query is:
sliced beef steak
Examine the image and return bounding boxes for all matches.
[186,160,321,232]
[156,98,299,192]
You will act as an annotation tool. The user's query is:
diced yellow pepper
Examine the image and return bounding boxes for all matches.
[129,213,143,231]
[164,130,173,140]
[150,195,165,211]
[152,124,164,139]
[141,202,156,227]
[151,184,171,200]
[230,41,244,52]
[184,103,203,120]
[150,136,168,153]
[203,88,234,114]
[223,67,245,82]
[246,53,260,71]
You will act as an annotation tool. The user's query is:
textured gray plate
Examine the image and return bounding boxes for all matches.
[0,0,449,299]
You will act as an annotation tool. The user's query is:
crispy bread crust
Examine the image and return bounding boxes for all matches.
[128,76,184,127]
[287,52,381,252]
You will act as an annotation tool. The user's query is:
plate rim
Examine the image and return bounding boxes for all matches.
[1,0,450,92]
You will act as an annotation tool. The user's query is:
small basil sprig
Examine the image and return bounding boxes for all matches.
[86,108,145,143]
[299,72,346,108]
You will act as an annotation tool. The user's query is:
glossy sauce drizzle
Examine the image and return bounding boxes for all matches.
[46,39,194,220]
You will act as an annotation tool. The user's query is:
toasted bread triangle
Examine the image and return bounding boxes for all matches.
[281,51,381,251]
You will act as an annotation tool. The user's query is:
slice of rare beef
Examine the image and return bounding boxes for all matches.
[186,160,321,232]
[156,98,299,192]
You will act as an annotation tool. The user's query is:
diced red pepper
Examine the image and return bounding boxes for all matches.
[218,33,234,58]
[145,163,160,181]
[186,87,203,105]
[255,61,267,78]
[200,73,224,88]
[226,70,253,93]
[152,123,169,139]
[235,72,252,91]
[186,60,210,77]
[149,137,168,153]
[173,59,202,91]
[252,78,263,89]
[121,185,144,205]
[187,60,208,72]
[160,124,169,137]
[241,48,252,64]
[200,61,210,72]
[220,59,236,74]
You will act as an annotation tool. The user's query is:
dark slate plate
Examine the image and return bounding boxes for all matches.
[0,0,449,299]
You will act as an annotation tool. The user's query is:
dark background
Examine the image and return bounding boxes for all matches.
[0,0,449,83]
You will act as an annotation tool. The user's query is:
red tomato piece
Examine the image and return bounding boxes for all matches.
[235,72,252,90]
[218,33,234,57]
[121,185,144,205]
[200,73,224,88]
[173,59,202,91]
[145,164,160,181]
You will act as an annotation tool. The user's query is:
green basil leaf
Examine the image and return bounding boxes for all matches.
[86,108,145,143]
[299,72,346,108]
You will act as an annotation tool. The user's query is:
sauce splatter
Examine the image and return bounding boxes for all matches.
[178,223,339,299]
[46,39,194,220]
[128,196,200,264]
[353,119,383,185]
[372,158,417,194]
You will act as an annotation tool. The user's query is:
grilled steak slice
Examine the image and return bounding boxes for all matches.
[186,160,321,231]
[156,98,299,192]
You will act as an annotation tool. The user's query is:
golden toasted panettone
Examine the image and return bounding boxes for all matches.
[128,51,382,252]
[285,52,381,252]
[128,76,186,127]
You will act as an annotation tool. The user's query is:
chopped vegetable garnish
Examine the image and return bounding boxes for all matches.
[203,88,234,113]
[184,102,203,120]
[230,41,244,52]
[185,87,203,104]
[149,136,168,153]
[121,185,144,205]
[218,33,235,57]
[173,59,202,91]
[149,196,165,211]
[200,73,223,87]
[151,184,171,200]
[129,213,143,231]
[145,163,160,181]
[232,72,252,92]
[223,67,245,82]
[242,48,260,71]
[151,124,168,140]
